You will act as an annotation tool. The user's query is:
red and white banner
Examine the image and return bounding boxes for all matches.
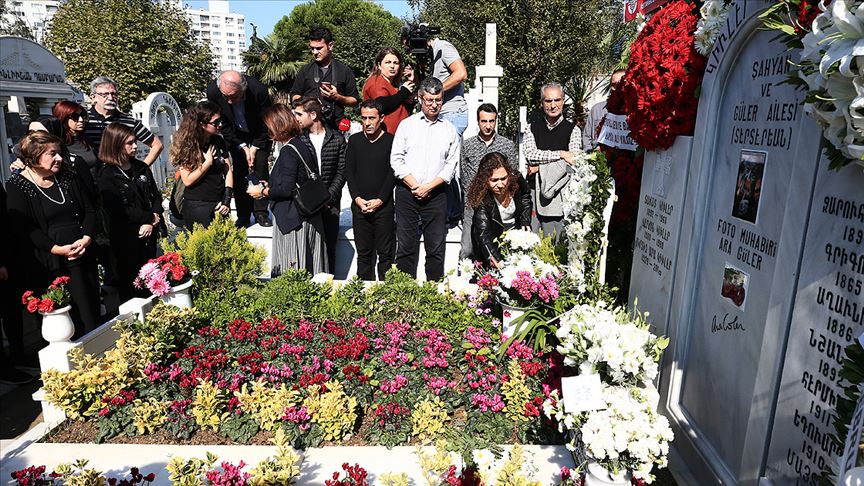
[623,0,672,22]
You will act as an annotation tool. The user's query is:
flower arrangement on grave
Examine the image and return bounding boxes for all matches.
[544,302,672,483]
[134,252,190,296]
[545,385,674,483]
[21,276,71,314]
[560,152,611,293]
[622,0,707,151]
[694,0,732,56]
[60,314,561,448]
[762,0,863,169]
[555,303,668,387]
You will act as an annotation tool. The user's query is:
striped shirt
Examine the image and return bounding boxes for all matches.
[84,106,155,150]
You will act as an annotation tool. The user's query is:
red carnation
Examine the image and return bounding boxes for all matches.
[21,290,33,305]
[26,299,40,313]
[38,298,55,313]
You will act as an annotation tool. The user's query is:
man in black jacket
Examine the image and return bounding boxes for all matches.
[293,97,346,273]
[206,70,274,227]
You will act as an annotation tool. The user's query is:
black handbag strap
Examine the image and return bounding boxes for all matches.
[285,142,319,185]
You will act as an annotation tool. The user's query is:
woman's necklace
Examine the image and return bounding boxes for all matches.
[26,168,66,205]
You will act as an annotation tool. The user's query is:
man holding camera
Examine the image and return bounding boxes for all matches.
[291,27,359,130]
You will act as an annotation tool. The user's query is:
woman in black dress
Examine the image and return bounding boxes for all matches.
[168,101,234,230]
[96,123,165,301]
[5,131,101,338]
[468,152,533,269]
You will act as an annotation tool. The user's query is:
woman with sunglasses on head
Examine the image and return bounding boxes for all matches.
[468,152,533,269]
[5,131,101,338]
[168,101,234,230]
[95,123,165,301]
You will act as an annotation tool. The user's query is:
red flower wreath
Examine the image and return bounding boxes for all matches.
[622,0,707,151]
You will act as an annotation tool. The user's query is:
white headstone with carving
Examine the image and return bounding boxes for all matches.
[131,92,182,188]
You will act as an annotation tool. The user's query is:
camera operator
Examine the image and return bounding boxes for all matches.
[401,25,468,136]
[402,24,469,227]
[291,27,359,130]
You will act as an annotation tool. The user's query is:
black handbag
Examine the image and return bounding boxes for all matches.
[286,143,329,217]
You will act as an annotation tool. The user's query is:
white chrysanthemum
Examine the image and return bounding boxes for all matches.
[693,0,730,56]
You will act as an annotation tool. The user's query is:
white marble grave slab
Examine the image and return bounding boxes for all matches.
[764,161,864,484]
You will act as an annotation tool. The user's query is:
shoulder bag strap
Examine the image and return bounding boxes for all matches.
[285,143,318,183]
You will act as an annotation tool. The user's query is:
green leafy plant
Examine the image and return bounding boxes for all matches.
[219,413,260,444]
[164,214,267,296]
[167,452,218,486]
[249,429,303,485]
[245,270,332,323]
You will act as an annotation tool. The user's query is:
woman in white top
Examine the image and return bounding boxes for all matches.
[467,152,532,268]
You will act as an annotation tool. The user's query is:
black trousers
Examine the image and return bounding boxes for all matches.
[0,270,25,367]
[111,232,158,303]
[229,144,271,226]
[395,185,447,281]
[322,207,340,274]
[64,254,101,339]
[183,199,219,230]
[352,203,394,281]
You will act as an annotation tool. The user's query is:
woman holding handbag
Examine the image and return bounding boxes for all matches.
[95,123,165,301]
[250,104,326,276]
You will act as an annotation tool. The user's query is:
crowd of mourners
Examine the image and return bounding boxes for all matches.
[0,26,615,384]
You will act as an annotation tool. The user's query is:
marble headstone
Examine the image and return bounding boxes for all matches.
[764,162,864,484]
[629,135,693,338]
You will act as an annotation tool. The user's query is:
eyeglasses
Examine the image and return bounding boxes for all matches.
[95,91,119,98]
[543,98,563,104]
[422,98,443,106]
[205,118,223,127]
[70,113,88,121]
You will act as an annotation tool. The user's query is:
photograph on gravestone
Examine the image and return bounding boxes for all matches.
[763,158,864,484]
[732,150,766,225]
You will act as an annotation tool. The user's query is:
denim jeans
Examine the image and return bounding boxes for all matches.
[439,110,468,224]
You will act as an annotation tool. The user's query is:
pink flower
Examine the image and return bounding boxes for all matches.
[147,274,171,296]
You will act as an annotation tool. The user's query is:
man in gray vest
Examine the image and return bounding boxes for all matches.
[522,82,582,239]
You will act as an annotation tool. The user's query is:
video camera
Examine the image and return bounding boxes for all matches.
[401,23,441,70]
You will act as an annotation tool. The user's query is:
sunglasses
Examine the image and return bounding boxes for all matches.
[70,113,88,121]
[205,118,224,127]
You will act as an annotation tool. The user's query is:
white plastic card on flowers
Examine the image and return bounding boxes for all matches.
[560,374,606,414]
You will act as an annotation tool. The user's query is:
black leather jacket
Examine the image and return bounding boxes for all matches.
[471,175,533,265]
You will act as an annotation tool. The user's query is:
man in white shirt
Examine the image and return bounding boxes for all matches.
[390,77,460,281]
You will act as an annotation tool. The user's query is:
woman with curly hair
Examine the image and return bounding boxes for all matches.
[168,101,234,230]
[5,131,100,338]
[468,152,532,268]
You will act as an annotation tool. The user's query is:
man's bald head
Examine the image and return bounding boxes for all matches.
[217,70,247,104]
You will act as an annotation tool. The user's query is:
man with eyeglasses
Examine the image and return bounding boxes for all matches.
[390,77,460,281]
[83,76,163,167]
[522,82,582,239]
[205,70,274,228]
[290,27,359,130]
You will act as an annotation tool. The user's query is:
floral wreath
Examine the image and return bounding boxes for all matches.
[622,0,708,152]
[762,0,864,170]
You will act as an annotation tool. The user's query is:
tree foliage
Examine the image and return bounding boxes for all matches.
[272,0,404,86]
[0,0,35,39]
[242,33,307,101]
[45,0,215,110]
[408,0,631,134]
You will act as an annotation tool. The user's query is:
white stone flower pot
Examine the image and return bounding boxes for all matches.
[40,305,74,343]
[159,279,193,309]
[584,461,632,486]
